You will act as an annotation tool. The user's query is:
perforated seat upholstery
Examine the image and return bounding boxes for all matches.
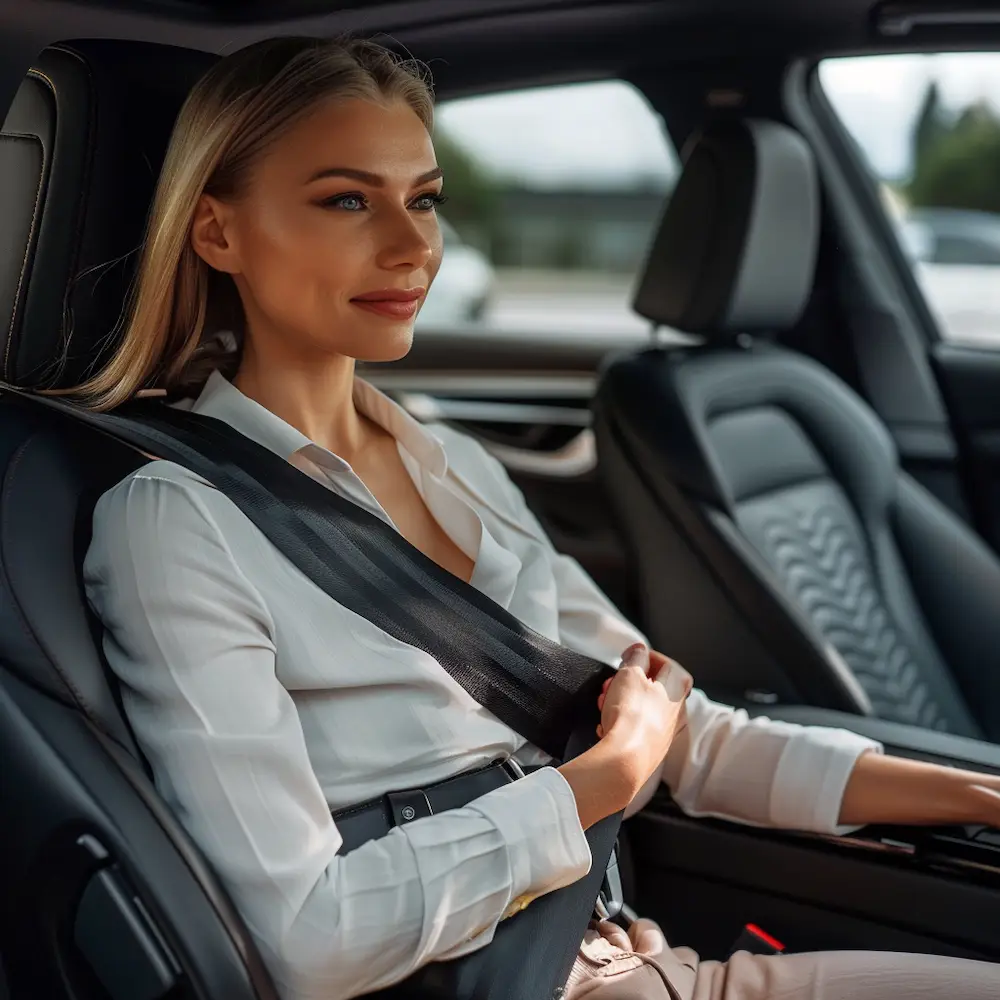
[594,118,1000,740]
[0,43,278,1000]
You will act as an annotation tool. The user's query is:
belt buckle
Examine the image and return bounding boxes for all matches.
[386,788,432,826]
[496,753,526,781]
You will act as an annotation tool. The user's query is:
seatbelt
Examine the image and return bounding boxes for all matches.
[68,394,611,758]
[5,387,622,1000]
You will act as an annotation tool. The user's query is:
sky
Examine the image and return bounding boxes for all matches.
[431,54,1000,189]
[434,79,679,189]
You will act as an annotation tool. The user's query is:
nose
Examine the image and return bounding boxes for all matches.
[375,206,435,272]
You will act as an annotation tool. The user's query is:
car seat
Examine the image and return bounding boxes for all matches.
[593,117,1000,740]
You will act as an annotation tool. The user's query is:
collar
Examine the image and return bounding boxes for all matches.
[182,369,448,478]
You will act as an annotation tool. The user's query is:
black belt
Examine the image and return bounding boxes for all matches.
[330,757,625,922]
[332,757,525,854]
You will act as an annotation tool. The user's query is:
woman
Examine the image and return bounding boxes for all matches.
[79,35,1000,1000]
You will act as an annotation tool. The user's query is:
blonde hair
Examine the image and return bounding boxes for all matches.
[65,36,433,411]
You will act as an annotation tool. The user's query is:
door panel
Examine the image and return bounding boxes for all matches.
[627,798,999,962]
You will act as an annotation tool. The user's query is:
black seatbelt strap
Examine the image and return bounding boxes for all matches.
[10,388,610,760]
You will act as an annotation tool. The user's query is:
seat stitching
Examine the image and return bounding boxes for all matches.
[43,51,97,385]
[3,115,47,381]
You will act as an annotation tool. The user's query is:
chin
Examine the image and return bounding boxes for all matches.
[350,325,415,365]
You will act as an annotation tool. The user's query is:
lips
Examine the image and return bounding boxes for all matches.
[350,287,425,320]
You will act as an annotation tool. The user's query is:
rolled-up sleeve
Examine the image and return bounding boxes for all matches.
[84,472,591,1000]
[661,690,882,834]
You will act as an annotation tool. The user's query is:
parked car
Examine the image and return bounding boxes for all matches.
[415,217,494,328]
[897,207,1000,345]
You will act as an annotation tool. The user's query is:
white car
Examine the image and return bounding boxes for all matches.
[896,208,1000,347]
[416,217,495,328]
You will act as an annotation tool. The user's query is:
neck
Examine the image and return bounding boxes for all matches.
[233,339,370,461]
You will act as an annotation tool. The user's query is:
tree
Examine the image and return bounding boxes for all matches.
[431,128,503,248]
[913,81,947,163]
[908,98,1000,214]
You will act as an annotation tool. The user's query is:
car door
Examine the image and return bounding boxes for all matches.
[812,49,1000,555]
[360,78,685,625]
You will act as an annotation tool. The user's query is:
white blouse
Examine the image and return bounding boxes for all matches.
[83,369,881,1000]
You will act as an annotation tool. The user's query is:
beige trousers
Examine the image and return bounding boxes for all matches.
[564,919,1000,999]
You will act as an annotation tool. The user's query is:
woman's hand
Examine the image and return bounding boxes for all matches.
[598,648,691,740]
[597,644,692,791]
[557,644,692,830]
[839,750,1000,829]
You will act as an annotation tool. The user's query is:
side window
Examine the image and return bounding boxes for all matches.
[417,81,679,335]
[819,54,1000,347]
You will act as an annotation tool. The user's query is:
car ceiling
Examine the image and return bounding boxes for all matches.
[0,0,992,161]
[2,1,992,109]
[0,0,918,87]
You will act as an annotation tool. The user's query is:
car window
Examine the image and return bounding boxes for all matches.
[417,80,680,335]
[819,53,1000,347]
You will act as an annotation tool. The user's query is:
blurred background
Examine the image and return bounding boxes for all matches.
[821,53,1000,348]
[416,80,678,338]
[419,56,1000,347]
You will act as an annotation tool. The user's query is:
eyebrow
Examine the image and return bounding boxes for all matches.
[305,166,444,186]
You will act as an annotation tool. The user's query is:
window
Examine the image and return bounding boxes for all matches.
[820,54,1000,347]
[415,80,679,336]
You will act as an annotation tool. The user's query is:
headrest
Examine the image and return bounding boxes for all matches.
[633,118,819,337]
[0,42,212,389]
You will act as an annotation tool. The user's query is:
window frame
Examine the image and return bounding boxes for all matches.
[802,47,1000,347]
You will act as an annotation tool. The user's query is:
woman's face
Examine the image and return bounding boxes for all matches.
[192,96,444,365]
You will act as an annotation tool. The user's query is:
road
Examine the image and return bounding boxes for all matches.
[431,266,1000,349]
[482,270,651,337]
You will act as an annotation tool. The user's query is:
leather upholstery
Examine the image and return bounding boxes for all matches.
[0,406,143,751]
[597,118,1000,740]
[0,42,211,388]
[633,119,819,336]
[0,44,277,1000]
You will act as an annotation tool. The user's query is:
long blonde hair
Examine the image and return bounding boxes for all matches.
[65,36,433,411]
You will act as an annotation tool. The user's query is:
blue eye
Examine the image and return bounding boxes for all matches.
[412,192,449,211]
[322,192,368,211]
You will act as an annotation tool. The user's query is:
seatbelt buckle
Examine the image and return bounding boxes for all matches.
[595,839,624,922]
[727,923,785,958]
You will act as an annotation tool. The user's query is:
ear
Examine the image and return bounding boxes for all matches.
[190,194,241,274]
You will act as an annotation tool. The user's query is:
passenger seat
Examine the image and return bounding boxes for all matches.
[593,118,1000,740]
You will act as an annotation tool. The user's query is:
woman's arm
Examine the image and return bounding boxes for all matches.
[478,446,879,833]
[839,751,1000,828]
[85,470,595,1000]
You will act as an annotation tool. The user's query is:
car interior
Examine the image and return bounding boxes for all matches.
[2,1,1000,998]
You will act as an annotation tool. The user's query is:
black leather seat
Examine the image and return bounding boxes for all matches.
[0,43,278,1000]
[594,118,1000,742]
